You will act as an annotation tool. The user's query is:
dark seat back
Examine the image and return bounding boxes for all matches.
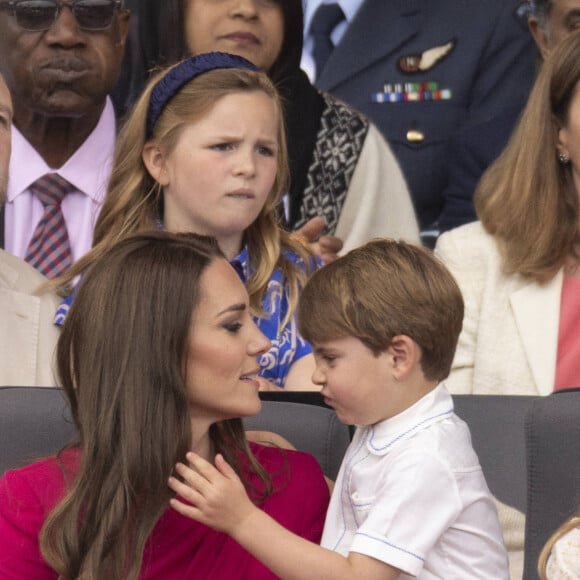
[523,391,580,580]
[0,386,76,475]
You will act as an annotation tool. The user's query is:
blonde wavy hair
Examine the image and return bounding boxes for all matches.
[474,29,580,283]
[54,59,312,325]
[538,510,580,579]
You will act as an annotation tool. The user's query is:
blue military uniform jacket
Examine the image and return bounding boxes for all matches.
[314,0,536,230]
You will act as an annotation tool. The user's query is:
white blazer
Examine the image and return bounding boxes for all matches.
[0,250,60,386]
[435,222,561,397]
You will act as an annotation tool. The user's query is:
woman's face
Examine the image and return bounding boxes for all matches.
[558,81,580,195]
[184,0,284,72]
[144,90,279,259]
[185,258,271,423]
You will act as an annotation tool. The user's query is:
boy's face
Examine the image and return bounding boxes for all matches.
[311,336,405,426]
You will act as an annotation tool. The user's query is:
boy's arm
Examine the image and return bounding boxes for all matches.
[168,452,399,580]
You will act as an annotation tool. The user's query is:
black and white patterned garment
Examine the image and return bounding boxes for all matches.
[294,93,369,235]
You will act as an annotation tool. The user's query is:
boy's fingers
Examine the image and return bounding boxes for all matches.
[168,475,203,501]
[174,462,213,497]
[185,452,221,482]
[214,453,239,479]
[169,497,204,521]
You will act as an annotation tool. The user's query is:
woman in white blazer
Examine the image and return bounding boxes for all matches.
[436,30,580,398]
[436,32,580,579]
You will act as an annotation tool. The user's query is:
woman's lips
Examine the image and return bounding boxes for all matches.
[222,32,260,46]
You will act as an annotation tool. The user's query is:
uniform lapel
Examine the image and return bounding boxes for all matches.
[317,0,424,91]
[509,270,563,396]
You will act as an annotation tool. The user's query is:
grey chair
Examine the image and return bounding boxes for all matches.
[523,390,580,580]
[0,386,76,476]
[452,394,538,515]
[0,387,351,482]
[244,399,351,480]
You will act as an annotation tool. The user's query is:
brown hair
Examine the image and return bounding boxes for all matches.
[40,231,272,579]
[539,510,580,579]
[53,60,312,325]
[475,29,580,282]
[298,239,464,382]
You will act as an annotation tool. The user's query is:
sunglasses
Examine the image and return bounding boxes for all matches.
[0,0,122,31]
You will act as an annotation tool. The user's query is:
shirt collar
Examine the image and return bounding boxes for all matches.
[229,245,251,282]
[7,97,116,204]
[365,383,455,455]
[304,0,361,34]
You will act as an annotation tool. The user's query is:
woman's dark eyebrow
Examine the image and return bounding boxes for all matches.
[217,303,247,316]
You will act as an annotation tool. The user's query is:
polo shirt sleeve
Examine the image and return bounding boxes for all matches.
[349,450,462,577]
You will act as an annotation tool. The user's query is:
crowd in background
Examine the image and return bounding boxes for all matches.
[0,0,579,578]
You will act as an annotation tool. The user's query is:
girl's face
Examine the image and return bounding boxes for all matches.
[145,90,279,259]
[185,258,270,425]
[184,0,284,72]
[558,81,580,197]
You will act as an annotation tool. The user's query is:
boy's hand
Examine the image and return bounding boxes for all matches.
[168,452,257,534]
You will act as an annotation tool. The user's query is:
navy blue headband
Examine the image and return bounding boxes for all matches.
[145,52,260,139]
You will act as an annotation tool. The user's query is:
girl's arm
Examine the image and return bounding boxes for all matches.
[168,452,398,580]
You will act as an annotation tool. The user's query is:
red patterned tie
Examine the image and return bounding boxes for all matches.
[25,173,75,279]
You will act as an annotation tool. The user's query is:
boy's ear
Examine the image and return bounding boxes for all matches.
[387,335,419,380]
[142,141,169,186]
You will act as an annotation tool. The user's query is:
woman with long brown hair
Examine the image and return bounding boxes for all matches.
[436,29,580,397]
[0,231,329,578]
[435,29,580,580]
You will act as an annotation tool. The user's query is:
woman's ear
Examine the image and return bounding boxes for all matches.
[528,17,551,61]
[387,335,419,380]
[557,124,571,163]
[142,142,169,186]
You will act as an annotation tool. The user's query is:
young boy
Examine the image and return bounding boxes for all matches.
[168,239,509,579]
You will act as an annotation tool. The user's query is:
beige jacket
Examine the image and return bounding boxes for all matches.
[0,250,60,386]
[435,221,560,397]
[335,123,420,254]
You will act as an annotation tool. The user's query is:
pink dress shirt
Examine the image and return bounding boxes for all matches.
[4,98,116,263]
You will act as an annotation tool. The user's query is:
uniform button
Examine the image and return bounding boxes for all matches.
[406,129,425,143]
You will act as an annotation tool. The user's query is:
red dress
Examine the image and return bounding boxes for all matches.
[0,443,330,579]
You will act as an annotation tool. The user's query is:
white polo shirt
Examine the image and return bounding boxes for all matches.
[321,383,509,579]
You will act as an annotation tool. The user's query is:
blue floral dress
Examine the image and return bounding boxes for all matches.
[54,246,315,388]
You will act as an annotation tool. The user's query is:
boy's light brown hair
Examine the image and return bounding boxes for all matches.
[298,239,464,382]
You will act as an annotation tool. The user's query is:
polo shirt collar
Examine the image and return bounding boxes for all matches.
[366,383,454,455]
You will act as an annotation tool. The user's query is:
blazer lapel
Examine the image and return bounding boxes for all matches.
[0,204,5,249]
[510,271,563,396]
[317,0,424,91]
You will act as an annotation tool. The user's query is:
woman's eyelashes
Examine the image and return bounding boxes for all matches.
[222,321,243,333]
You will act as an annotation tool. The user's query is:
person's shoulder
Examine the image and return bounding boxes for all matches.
[436,221,498,260]
[250,441,322,474]
[0,450,77,509]
[251,442,327,490]
[0,249,51,295]
[319,91,369,129]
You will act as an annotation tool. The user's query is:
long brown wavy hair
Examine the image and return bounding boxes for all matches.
[53,60,312,326]
[474,29,580,283]
[40,232,272,579]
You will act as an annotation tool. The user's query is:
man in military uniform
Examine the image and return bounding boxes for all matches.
[302,0,537,236]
